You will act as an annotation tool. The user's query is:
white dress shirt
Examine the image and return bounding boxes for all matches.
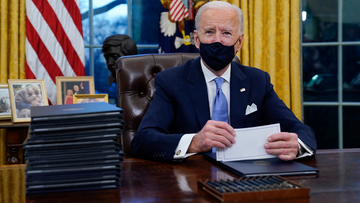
[173,60,313,159]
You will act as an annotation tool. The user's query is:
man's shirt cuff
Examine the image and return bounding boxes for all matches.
[296,138,314,159]
[173,134,197,159]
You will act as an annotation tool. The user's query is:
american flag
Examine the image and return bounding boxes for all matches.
[170,0,189,22]
[25,0,85,105]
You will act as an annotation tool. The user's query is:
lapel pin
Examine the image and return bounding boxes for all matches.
[240,88,246,92]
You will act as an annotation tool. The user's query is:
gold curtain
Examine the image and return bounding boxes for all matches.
[0,165,26,203]
[0,0,26,165]
[225,0,302,120]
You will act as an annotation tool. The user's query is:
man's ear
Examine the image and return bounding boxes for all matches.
[235,33,244,52]
[194,30,200,50]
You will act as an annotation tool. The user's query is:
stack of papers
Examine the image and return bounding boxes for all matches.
[216,124,280,162]
[23,102,124,194]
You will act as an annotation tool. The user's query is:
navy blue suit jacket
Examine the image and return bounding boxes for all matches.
[131,57,317,160]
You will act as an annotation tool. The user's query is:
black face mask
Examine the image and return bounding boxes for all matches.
[199,38,239,71]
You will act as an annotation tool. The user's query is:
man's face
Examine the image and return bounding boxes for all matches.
[74,85,79,92]
[194,8,243,53]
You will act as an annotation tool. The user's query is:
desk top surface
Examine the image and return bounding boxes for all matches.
[1,148,360,203]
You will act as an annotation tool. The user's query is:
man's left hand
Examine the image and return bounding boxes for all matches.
[264,132,298,161]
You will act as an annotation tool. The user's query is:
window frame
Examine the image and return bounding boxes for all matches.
[301,0,360,149]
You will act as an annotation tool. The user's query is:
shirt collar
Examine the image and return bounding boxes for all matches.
[200,59,231,83]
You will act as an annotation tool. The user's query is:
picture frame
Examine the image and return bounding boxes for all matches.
[8,79,48,123]
[56,76,95,105]
[0,84,12,120]
[73,94,108,104]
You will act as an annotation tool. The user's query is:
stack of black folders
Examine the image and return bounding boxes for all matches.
[23,102,124,194]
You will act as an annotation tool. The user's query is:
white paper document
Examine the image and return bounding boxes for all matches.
[216,123,280,162]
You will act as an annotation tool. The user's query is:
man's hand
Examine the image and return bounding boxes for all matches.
[264,132,299,161]
[187,120,236,153]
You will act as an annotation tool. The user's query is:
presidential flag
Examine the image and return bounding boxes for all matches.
[25,0,85,105]
[159,0,206,53]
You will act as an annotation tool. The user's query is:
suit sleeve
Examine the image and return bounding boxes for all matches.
[261,71,317,153]
[131,72,184,160]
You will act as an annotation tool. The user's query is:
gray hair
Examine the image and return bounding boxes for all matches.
[195,1,244,35]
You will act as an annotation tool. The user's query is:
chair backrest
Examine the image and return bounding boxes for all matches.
[116,53,240,156]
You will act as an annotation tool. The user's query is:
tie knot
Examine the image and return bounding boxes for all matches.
[214,77,224,90]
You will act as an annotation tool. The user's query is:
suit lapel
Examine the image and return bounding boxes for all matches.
[187,57,211,127]
[230,62,249,128]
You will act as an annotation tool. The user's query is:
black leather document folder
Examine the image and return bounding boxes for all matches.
[25,160,120,175]
[26,170,120,182]
[29,120,124,133]
[25,133,119,144]
[29,128,122,138]
[30,102,123,122]
[24,146,120,159]
[30,117,123,129]
[23,139,119,150]
[26,184,119,194]
[203,153,319,177]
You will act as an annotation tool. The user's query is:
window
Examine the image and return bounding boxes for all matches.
[302,0,360,149]
[80,0,160,105]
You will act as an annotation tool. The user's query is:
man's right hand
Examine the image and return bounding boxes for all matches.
[187,120,236,153]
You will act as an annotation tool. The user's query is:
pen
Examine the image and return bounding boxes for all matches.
[226,180,247,192]
[257,178,279,189]
[218,180,239,192]
[234,179,257,191]
[267,177,293,189]
[247,179,266,190]
[206,181,226,193]
[271,176,299,189]
[212,180,233,193]
[251,178,272,190]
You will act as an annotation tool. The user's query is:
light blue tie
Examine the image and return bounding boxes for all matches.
[212,77,228,123]
[212,77,228,153]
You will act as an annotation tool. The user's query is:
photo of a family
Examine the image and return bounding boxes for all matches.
[63,82,87,104]
[14,84,43,118]
[62,82,90,104]
[8,80,48,123]
[56,76,95,105]
[0,84,11,120]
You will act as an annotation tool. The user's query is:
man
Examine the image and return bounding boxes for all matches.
[102,35,138,86]
[131,1,316,161]
[73,84,85,95]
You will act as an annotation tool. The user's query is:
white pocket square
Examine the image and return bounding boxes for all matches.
[245,103,257,115]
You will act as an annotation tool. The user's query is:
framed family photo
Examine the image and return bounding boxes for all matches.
[0,84,12,120]
[8,79,48,123]
[73,94,108,104]
[56,76,95,105]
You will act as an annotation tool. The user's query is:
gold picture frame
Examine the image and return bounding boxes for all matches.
[56,76,95,105]
[8,79,48,123]
[0,84,12,120]
[73,94,108,104]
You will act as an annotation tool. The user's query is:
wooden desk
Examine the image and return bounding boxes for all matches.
[1,149,359,203]
[0,121,29,164]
